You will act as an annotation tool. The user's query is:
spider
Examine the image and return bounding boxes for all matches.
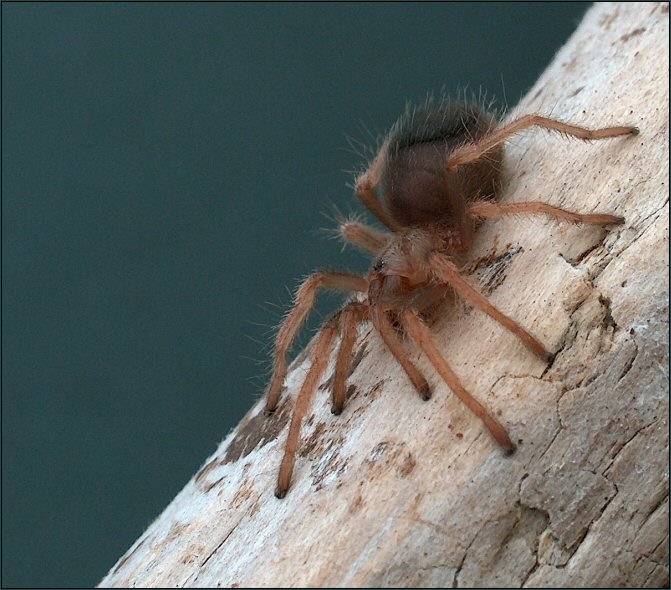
[263,97,638,498]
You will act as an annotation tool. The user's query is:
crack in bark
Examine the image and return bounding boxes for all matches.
[641,563,669,588]
[537,402,565,462]
[610,198,669,262]
[603,417,659,477]
[634,195,668,231]
[568,487,617,562]
[617,340,639,380]
[561,236,608,267]
[453,532,479,588]
[111,537,147,576]
[520,555,540,588]
[540,476,620,573]
[646,531,670,566]
[184,520,243,586]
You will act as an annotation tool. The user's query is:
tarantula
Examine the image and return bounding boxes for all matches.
[264,98,637,498]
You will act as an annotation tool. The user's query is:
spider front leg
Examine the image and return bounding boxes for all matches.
[427,251,553,363]
[371,306,432,401]
[468,200,624,226]
[446,114,638,171]
[265,271,368,414]
[276,317,338,498]
[331,302,367,415]
[401,309,515,453]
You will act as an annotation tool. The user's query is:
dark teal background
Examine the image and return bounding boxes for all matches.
[3,3,589,587]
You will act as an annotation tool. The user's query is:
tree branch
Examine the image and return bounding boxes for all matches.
[100,3,669,587]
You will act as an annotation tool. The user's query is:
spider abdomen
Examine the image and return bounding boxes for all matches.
[381,102,503,228]
[382,139,468,227]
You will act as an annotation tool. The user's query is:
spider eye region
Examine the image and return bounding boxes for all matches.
[373,259,385,272]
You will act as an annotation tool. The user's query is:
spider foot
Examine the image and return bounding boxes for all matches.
[542,350,556,365]
[419,381,432,401]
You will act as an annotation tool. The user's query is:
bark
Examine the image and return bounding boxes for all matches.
[99,3,669,588]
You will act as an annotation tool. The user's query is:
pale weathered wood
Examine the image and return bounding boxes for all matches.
[99,3,669,587]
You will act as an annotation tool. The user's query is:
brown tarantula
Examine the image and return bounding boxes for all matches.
[264,97,638,498]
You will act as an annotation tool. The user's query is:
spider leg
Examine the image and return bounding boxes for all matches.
[426,251,552,363]
[468,200,624,226]
[339,219,391,255]
[355,142,402,231]
[266,271,368,414]
[276,318,338,498]
[371,306,432,400]
[401,308,515,453]
[447,114,638,170]
[331,302,366,415]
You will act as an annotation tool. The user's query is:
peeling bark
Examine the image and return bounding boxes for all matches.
[99,3,669,588]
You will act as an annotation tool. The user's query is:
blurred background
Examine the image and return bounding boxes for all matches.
[2,2,590,587]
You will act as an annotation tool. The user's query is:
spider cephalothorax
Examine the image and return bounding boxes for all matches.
[263,97,638,498]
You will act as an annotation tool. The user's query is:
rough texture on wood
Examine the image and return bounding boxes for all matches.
[100,3,669,587]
